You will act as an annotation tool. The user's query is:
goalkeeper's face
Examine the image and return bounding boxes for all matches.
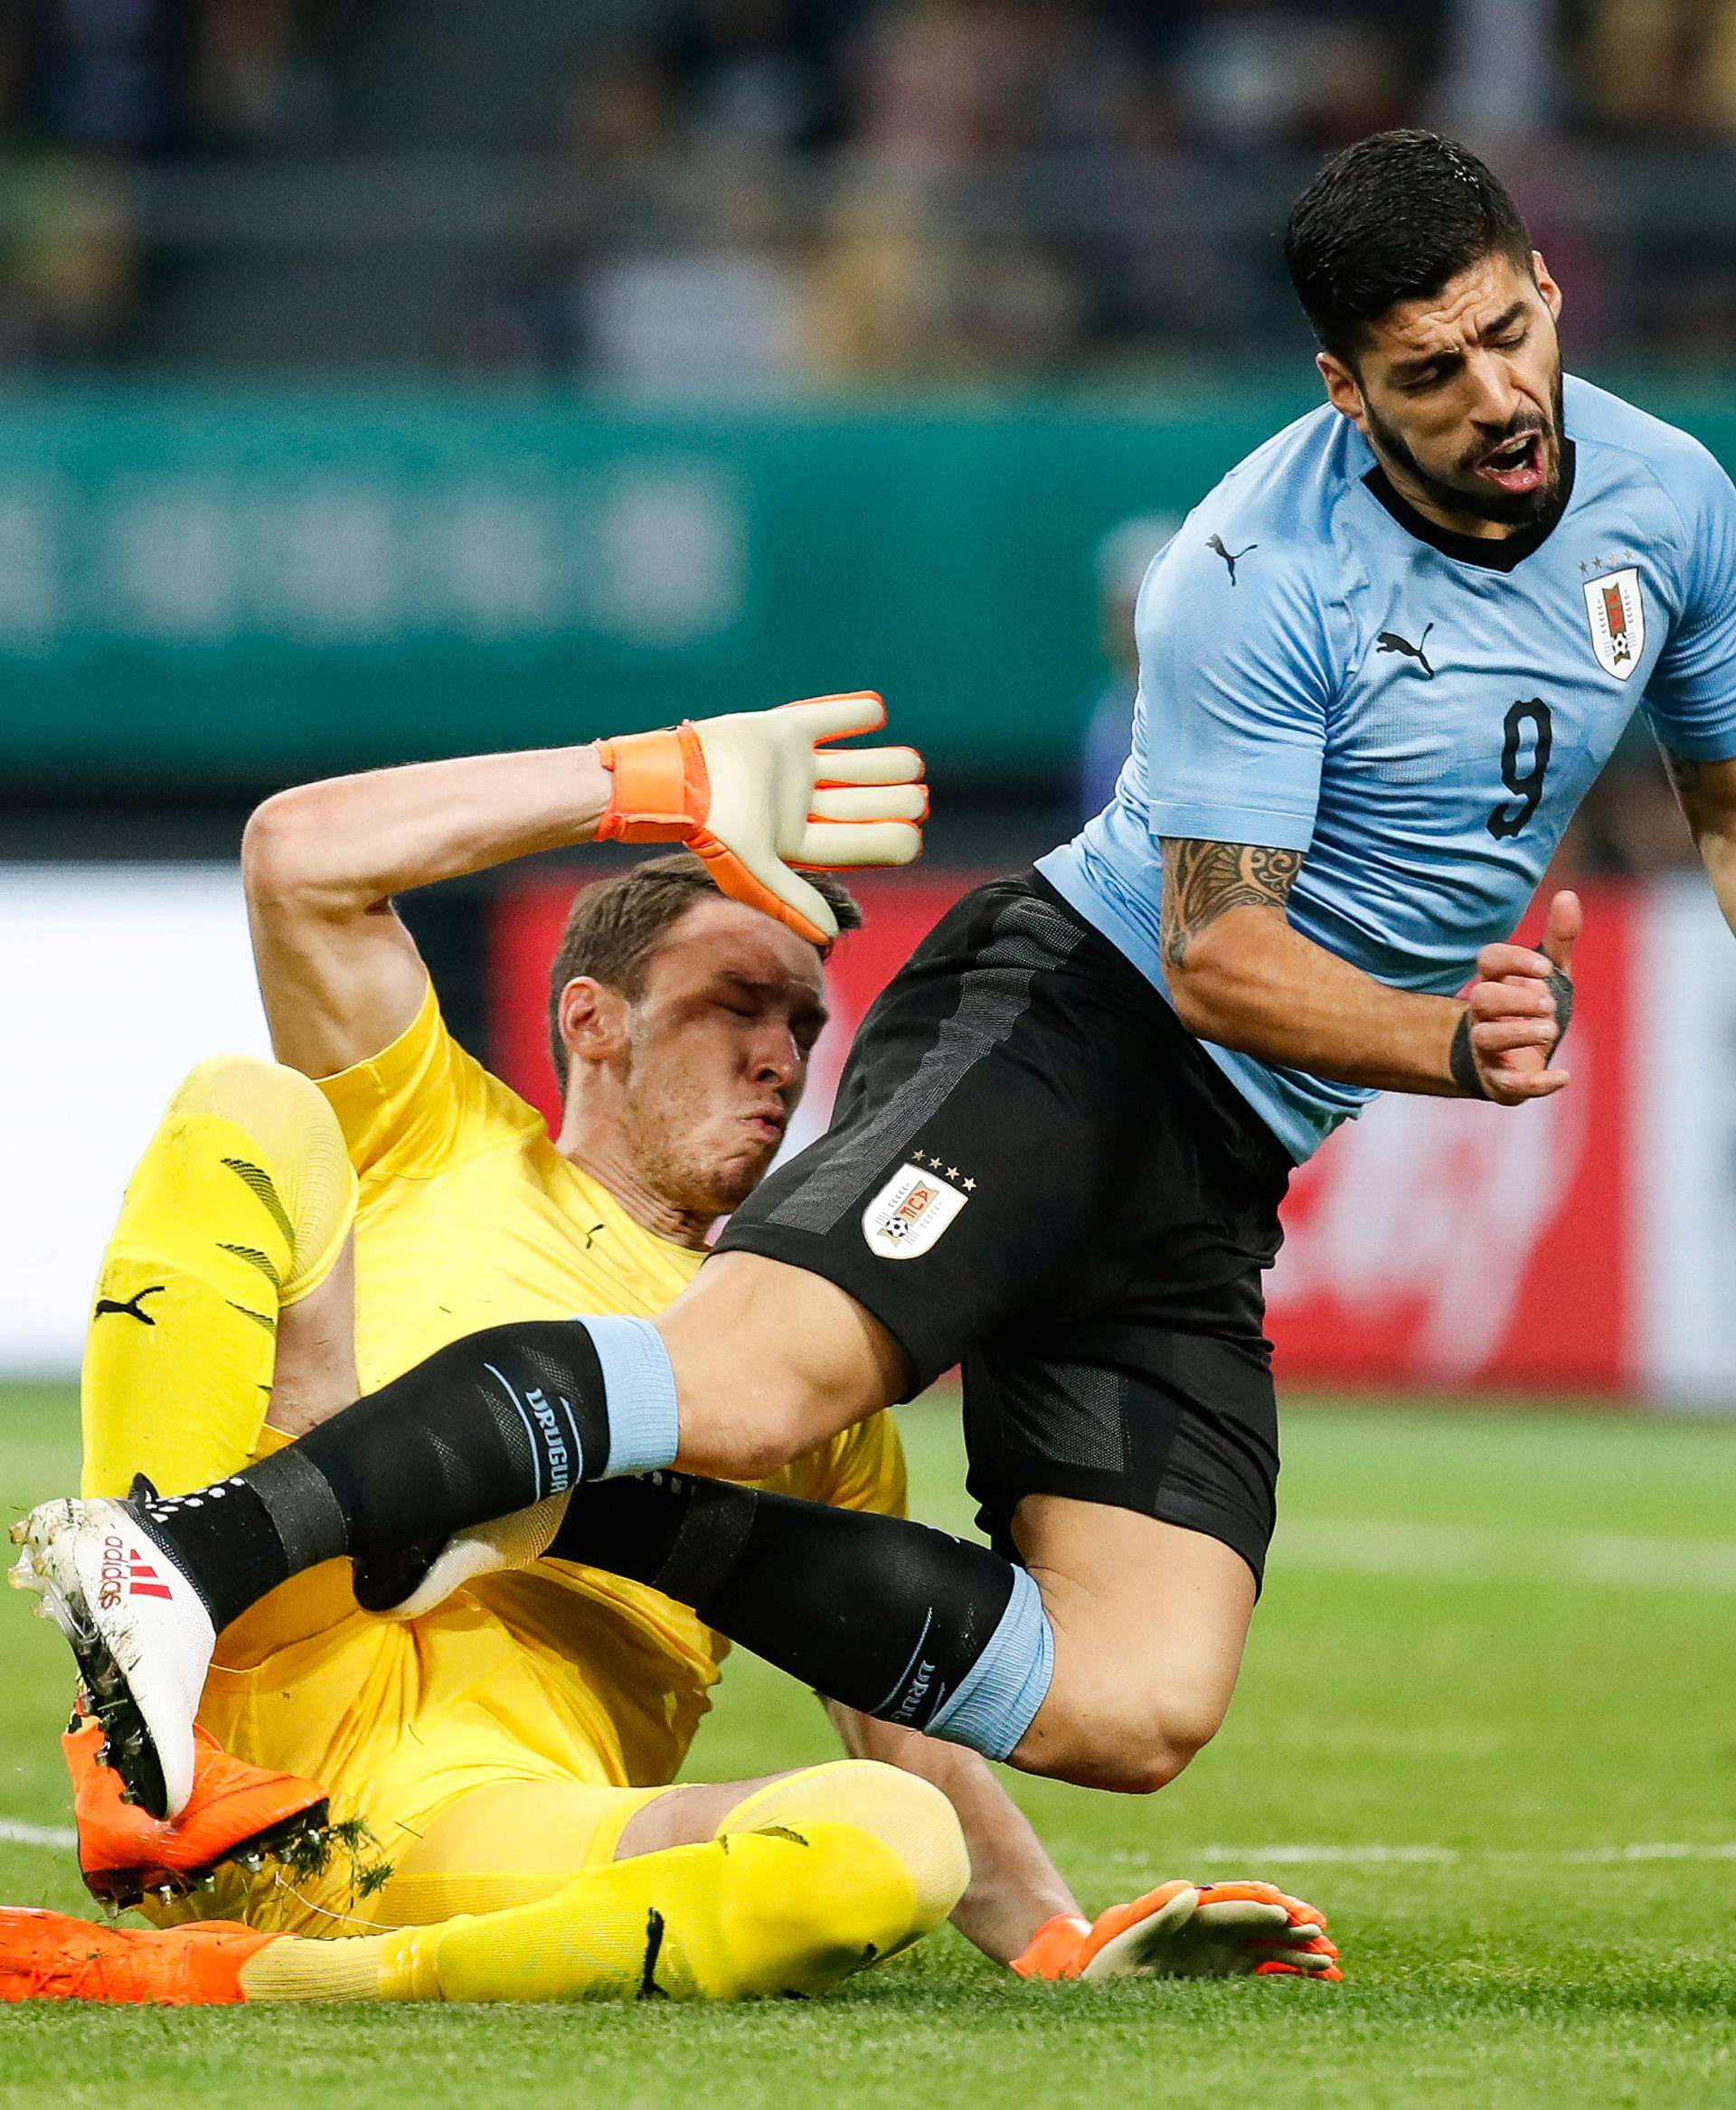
[1319,249,1567,532]
[615,896,829,1218]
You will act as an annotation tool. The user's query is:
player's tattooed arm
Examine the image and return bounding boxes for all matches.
[1159,834,1575,1104]
[1160,839,1303,969]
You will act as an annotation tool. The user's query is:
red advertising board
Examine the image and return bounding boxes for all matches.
[491,870,1636,1397]
[1265,882,1633,1395]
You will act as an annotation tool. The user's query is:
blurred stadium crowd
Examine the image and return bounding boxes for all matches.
[0,0,1723,873]
[5,0,1736,379]
[1,4,1731,1398]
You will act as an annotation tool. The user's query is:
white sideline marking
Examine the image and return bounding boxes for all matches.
[0,1820,74,1849]
[1184,1846,1457,1866]
[1109,1842,1736,1868]
[1571,1842,1736,1863]
[1274,1521,1736,1593]
[4,1813,1733,1870]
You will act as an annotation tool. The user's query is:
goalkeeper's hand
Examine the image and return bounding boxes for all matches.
[595,693,926,946]
[1010,1880,1342,1982]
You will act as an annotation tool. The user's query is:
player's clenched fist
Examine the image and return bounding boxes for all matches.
[1451,888,1580,1105]
[595,693,927,945]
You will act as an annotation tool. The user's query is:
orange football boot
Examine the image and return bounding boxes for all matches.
[0,1907,276,2004]
[65,1714,330,1910]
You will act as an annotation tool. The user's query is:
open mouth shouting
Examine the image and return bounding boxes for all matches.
[1473,426,1549,498]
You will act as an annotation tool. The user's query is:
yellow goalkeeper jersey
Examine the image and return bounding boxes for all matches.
[197,981,905,1880]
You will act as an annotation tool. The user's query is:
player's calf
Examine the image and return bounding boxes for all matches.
[80,1053,356,1502]
[552,1474,1056,1761]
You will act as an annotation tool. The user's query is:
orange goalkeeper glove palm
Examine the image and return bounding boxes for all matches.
[1011,1881,1342,1982]
[595,692,926,946]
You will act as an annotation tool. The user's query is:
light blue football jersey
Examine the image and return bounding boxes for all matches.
[1039,376,1736,1162]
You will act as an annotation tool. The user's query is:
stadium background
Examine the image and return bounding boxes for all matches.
[6,0,1736,1401]
[1,10,1735,2101]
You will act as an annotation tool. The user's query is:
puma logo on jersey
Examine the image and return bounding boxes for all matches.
[1206,535,1257,584]
[1376,623,1436,678]
[97,1531,174,1609]
[93,1286,166,1326]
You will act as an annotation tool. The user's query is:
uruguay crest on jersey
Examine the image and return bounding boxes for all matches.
[1582,566,1644,681]
[862,1162,968,1259]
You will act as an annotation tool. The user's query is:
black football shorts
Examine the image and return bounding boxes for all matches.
[713,871,1294,1585]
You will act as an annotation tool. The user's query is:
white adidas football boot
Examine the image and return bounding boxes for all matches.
[9,1499,213,1820]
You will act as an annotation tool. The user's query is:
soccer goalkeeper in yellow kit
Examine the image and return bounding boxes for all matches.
[8,702,1336,2004]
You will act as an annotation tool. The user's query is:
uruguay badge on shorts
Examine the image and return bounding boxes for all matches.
[862,1162,968,1260]
[1583,566,1644,681]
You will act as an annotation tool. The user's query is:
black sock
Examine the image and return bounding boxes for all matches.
[135,1321,610,1631]
[549,1472,1020,1735]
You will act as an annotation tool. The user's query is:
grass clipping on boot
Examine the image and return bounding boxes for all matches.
[278,1814,395,1901]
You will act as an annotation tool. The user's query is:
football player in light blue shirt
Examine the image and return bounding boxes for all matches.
[41,137,1736,1881]
[1046,144,1736,1163]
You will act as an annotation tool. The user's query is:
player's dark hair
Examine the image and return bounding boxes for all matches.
[546,852,861,1092]
[1284,130,1534,363]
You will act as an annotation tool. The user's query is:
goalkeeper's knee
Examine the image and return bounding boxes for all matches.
[163,1056,355,1305]
[713,1759,970,1960]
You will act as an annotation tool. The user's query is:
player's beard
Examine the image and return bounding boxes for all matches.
[1366,364,1567,531]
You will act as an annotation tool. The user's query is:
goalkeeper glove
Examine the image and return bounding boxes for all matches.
[595,693,926,946]
[1010,1880,1342,1982]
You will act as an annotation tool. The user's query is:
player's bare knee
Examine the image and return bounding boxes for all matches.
[1024,1682,1225,1795]
[1040,1728,1192,1797]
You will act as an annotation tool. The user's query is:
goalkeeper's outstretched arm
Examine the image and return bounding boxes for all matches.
[1663,748,1736,935]
[241,699,925,1079]
[825,1702,1081,1965]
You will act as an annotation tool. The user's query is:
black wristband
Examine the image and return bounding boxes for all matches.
[1545,964,1574,1056]
[1448,1008,1488,1099]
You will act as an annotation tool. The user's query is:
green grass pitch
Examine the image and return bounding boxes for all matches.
[1,1383,1733,2107]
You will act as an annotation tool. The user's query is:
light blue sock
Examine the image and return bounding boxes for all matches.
[584,1314,681,1477]
[926,1567,1055,1761]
